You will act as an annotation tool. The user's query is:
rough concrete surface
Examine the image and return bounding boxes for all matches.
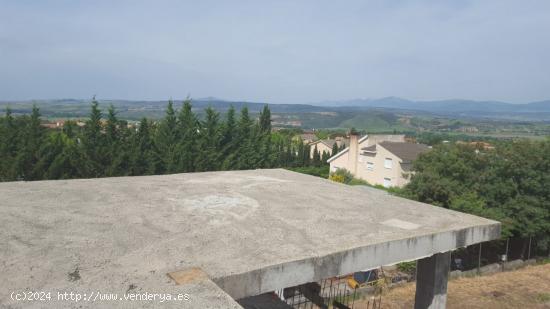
[414,252,451,309]
[0,169,500,308]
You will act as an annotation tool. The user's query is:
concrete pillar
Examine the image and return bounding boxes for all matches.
[414,251,451,309]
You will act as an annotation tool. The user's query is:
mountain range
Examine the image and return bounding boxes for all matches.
[1,97,550,121]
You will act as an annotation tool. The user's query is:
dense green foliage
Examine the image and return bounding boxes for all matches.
[287,166,330,179]
[400,141,550,251]
[0,99,330,182]
[414,131,499,146]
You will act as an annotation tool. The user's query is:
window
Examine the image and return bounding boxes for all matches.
[384,158,393,169]
[383,178,392,188]
[366,162,374,171]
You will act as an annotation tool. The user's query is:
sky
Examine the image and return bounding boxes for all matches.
[1,0,549,104]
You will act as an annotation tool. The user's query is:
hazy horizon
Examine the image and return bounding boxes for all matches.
[1,1,549,104]
[1,96,548,105]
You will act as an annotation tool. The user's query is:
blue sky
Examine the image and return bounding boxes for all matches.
[1,0,549,103]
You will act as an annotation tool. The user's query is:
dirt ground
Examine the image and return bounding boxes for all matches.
[354,263,550,309]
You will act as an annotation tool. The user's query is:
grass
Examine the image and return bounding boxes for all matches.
[355,263,550,308]
[537,293,550,303]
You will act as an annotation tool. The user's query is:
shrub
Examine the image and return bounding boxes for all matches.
[349,178,369,186]
[397,261,416,275]
[329,168,353,184]
[287,166,329,179]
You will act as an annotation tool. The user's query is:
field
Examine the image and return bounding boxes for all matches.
[356,263,550,309]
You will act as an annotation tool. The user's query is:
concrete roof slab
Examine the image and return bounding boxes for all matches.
[0,169,500,307]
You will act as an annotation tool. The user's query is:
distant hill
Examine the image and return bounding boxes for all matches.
[0,98,328,119]
[338,111,408,132]
[1,97,550,122]
[314,97,550,120]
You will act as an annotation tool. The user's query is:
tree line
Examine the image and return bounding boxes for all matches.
[0,98,337,182]
[1,98,548,255]
[400,140,550,254]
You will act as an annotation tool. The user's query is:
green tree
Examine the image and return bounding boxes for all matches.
[196,107,221,171]
[312,145,321,166]
[156,100,179,173]
[129,118,158,175]
[16,105,45,180]
[62,120,78,138]
[175,99,198,172]
[331,142,339,156]
[0,108,19,180]
[220,106,238,170]
[36,132,91,179]
[321,150,330,164]
[257,105,273,168]
[259,105,271,133]
[235,106,255,169]
[81,97,106,177]
[403,141,550,252]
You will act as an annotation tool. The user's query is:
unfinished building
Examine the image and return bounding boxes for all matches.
[0,169,500,308]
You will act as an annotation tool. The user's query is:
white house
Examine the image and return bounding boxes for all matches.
[327,133,429,187]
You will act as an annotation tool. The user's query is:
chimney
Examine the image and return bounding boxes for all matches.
[348,130,359,176]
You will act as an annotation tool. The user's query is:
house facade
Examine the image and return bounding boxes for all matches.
[328,134,429,188]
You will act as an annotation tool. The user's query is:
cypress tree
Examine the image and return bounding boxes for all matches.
[236,106,254,169]
[303,144,312,166]
[258,105,273,168]
[105,105,125,176]
[196,107,221,171]
[16,105,45,180]
[331,142,339,156]
[156,100,178,173]
[220,106,237,170]
[130,118,158,175]
[321,151,330,164]
[259,105,272,133]
[0,108,18,180]
[37,132,91,179]
[312,145,321,166]
[82,97,106,177]
[111,120,133,176]
[296,141,305,167]
[175,99,198,172]
[105,105,119,143]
